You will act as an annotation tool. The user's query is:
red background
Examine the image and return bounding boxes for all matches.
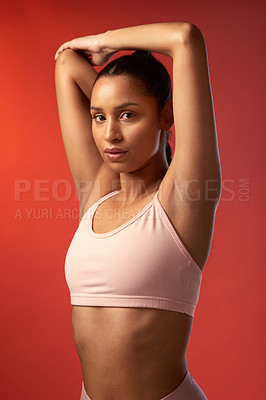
[0,0,265,399]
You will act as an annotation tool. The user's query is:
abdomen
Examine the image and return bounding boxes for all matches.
[72,305,192,399]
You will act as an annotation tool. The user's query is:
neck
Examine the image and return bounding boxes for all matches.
[116,156,168,204]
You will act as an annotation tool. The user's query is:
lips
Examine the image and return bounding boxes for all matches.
[105,151,127,161]
[105,148,127,154]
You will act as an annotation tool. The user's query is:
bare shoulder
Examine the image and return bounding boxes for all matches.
[157,170,220,272]
[79,163,120,224]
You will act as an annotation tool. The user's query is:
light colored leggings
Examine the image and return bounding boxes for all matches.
[80,370,208,400]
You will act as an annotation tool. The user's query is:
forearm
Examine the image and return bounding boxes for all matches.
[55,49,98,100]
[101,22,189,58]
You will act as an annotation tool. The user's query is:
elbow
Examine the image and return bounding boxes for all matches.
[176,22,205,46]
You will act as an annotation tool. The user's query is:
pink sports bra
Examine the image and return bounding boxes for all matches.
[64,189,202,318]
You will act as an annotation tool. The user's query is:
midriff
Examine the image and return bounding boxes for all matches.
[72,306,193,400]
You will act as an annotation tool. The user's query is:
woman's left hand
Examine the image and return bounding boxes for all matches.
[54,32,117,65]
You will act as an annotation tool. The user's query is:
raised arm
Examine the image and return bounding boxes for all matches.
[55,49,120,212]
[100,22,222,204]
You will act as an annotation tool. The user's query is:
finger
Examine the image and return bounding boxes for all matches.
[54,41,72,60]
[55,42,69,57]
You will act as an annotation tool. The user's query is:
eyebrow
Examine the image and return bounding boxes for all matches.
[90,102,140,111]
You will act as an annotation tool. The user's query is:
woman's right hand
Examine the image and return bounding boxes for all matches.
[54,31,117,66]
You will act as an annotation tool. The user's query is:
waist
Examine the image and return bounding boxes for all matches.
[72,305,192,396]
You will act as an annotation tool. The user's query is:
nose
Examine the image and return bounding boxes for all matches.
[104,118,122,143]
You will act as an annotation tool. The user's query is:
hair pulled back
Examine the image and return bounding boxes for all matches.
[93,50,173,165]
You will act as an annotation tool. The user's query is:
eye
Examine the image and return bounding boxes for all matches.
[91,114,105,122]
[121,112,134,119]
[91,112,135,123]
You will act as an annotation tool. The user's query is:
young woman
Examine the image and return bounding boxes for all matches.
[54,22,221,400]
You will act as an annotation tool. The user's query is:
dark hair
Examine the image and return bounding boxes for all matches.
[92,50,173,166]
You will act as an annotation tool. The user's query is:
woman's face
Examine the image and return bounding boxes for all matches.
[90,75,165,173]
